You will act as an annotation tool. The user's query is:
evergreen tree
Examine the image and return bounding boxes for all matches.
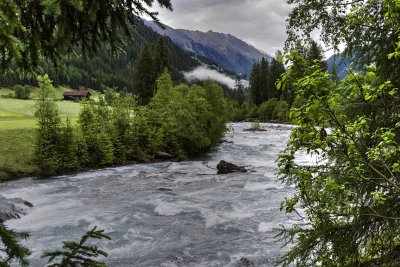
[259,57,270,101]
[305,39,328,71]
[233,76,245,106]
[78,101,114,166]
[0,0,173,70]
[59,118,79,170]
[34,74,63,175]
[250,62,262,105]
[42,226,111,266]
[0,220,30,266]
[152,37,172,76]
[133,45,156,104]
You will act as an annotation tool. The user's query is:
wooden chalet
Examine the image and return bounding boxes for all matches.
[63,91,91,101]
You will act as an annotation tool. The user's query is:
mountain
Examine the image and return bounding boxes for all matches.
[326,54,351,80]
[145,21,271,77]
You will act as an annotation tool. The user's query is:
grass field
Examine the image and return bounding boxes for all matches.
[0,87,98,181]
[0,129,36,181]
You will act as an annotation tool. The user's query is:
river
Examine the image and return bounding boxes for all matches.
[1,123,305,267]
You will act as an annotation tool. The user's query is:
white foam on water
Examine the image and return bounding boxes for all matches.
[244,182,284,191]
[258,222,278,233]
[200,207,255,228]
[154,201,185,216]
[5,198,85,231]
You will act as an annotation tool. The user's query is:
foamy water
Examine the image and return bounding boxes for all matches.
[1,123,305,266]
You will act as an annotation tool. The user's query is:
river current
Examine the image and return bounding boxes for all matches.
[1,123,305,267]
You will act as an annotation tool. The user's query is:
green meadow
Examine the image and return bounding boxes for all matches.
[0,87,99,181]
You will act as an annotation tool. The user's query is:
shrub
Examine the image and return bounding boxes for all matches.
[257,98,289,122]
[14,85,31,99]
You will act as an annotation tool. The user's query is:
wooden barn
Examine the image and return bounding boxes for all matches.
[63,91,91,101]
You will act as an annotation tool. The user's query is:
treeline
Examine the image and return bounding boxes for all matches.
[249,51,287,106]
[0,19,200,92]
[228,43,327,123]
[226,51,289,122]
[34,72,228,176]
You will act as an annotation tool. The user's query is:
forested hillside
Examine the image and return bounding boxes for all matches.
[0,19,201,91]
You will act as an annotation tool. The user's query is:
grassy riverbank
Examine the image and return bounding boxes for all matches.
[0,87,95,180]
[0,129,36,181]
[0,75,229,181]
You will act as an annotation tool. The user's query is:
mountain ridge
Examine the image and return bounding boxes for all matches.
[144,20,271,77]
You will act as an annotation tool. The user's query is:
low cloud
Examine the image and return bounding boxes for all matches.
[183,66,249,89]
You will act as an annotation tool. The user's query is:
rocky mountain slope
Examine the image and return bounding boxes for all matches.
[145,20,271,77]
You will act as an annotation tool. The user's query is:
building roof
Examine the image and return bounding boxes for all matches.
[63,91,91,97]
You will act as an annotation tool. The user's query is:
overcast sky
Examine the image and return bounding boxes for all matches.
[150,0,292,56]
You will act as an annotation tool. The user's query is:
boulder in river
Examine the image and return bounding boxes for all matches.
[217,160,247,174]
[236,257,255,267]
[156,187,173,192]
[0,195,33,221]
[155,151,174,160]
[243,127,267,132]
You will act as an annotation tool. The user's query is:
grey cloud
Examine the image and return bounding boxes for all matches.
[152,0,291,55]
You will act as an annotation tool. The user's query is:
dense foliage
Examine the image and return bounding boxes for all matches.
[286,0,400,84]
[228,50,290,123]
[0,0,172,71]
[34,72,228,175]
[278,0,400,265]
[13,85,31,100]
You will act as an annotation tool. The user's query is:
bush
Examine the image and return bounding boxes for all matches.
[14,85,31,99]
[257,98,289,122]
[148,72,227,157]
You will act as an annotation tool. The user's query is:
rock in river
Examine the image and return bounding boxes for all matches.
[217,160,247,174]
[0,195,33,221]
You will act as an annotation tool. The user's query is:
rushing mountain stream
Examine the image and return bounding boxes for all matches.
[1,123,307,267]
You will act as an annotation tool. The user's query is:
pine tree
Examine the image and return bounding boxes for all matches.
[0,220,30,266]
[133,45,156,104]
[34,74,63,176]
[234,76,245,106]
[306,39,328,71]
[0,0,173,70]
[152,37,172,76]
[259,57,270,101]
[59,118,79,170]
[250,62,262,105]
[78,101,114,166]
[42,226,111,266]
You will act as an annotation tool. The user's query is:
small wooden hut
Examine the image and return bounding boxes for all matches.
[63,91,91,101]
